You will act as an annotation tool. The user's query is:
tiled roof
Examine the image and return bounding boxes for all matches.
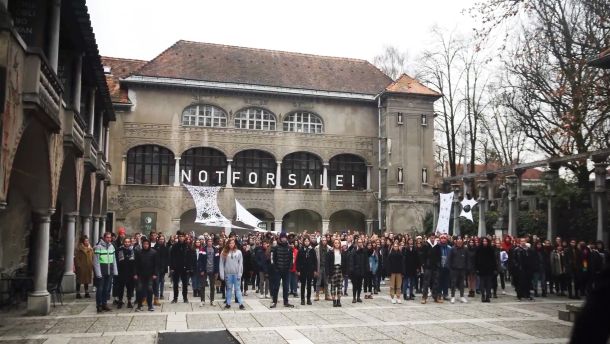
[101,57,147,104]
[385,74,441,97]
[131,40,395,95]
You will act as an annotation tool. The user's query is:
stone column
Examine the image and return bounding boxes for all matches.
[92,216,100,244]
[514,168,525,198]
[62,213,77,293]
[225,159,233,188]
[544,165,560,240]
[477,180,487,238]
[82,216,91,240]
[104,127,110,161]
[100,217,107,237]
[275,161,282,190]
[432,187,440,232]
[452,183,461,236]
[593,156,608,245]
[506,175,518,237]
[322,162,329,191]
[28,210,54,315]
[322,219,330,234]
[366,219,374,235]
[486,173,496,201]
[463,177,474,197]
[97,114,104,149]
[274,220,283,232]
[366,165,372,191]
[48,0,61,72]
[72,54,83,112]
[88,88,96,136]
[173,157,181,186]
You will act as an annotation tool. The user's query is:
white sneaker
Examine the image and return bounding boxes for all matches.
[460,297,468,303]
[381,281,386,285]
[502,290,506,295]
[391,297,396,304]
[199,302,205,307]
[450,297,455,304]
[397,298,402,304]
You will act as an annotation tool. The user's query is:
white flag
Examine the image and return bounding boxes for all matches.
[435,192,454,234]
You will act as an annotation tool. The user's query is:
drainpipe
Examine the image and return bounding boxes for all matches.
[377,95,383,233]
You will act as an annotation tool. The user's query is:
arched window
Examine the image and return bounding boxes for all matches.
[234,107,276,130]
[180,147,227,186]
[282,152,322,189]
[126,145,175,185]
[181,104,227,127]
[233,150,276,188]
[329,154,366,190]
[283,112,323,133]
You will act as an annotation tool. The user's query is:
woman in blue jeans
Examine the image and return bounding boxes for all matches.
[219,238,245,310]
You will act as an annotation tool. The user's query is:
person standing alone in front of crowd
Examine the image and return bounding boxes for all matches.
[296,236,318,305]
[387,240,404,304]
[270,232,294,308]
[93,232,118,313]
[219,238,246,310]
[134,238,159,312]
[169,231,192,303]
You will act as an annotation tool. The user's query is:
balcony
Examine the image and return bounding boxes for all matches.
[63,109,87,155]
[83,136,98,170]
[22,50,62,131]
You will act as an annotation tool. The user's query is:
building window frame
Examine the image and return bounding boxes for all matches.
[421,114,428,126]
[181,104,228,128]
[283,111,324,134]
[397,112,404,125]
[126,145,175,185]
[233,150,276,188]
[180,147,227,186]
[328,154,367,190]
[282,152,322,189]
[234,107,277,130]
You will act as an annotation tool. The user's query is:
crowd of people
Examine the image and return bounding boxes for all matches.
[74,228,609,313]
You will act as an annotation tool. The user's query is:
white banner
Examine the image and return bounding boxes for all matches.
[435,192,454,234]
[235,199,262,229]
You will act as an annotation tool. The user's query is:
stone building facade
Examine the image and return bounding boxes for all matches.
[104,41,440,236]
[0,0,114,314]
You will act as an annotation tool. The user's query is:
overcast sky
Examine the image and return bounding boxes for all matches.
[87,0,478,63]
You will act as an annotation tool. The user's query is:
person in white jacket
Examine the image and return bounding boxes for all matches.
[219,238,245,310]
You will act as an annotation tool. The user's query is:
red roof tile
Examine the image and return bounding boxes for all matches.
[131,40,395,95]
[385,74,441,97]
[101,57,147,104]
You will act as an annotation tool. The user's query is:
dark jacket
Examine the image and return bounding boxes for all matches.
[403,246,420,276]
[421,241,441,270]
[254,246,270,274]
[243,249,254,277]
[514,246,535,275]
[296,246,318,277]
[386,249,404,274]
[466,246,477,272]
[348,247,370,277]
[326,249,348,274]
[169,242,193,272]
[155,243,170,274]
[196,246,220,274]
[475,245,497,276]
[447,245,468,271]
[271,242,293,273]
[135,247,159,278]
[116,246,136,278]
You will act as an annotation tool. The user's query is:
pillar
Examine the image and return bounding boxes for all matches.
[494,185,507,237]
[506,175,518,237]
[225,159,232,188]
[322,219,330,234]
[100,217,107,236]
[366,165,372,191]
[28,210,54,315]
[275,161,282,190]
[366,219,374,235]
[322,163,329,191]
[451,183,461,236]
[92,216,100,244]
[274,219,283,232]
[62,213,77,293]
[97,113,104,148]
[48,0,61,72]
[593,156,608,246]
[173,157,181,186]
[544,165,560,240]
[463,177,474,197]
[72,54,83,112]
[486,173,496,200]
[104,127,110,161]
[514,168,525,198]
[477,180,487,238]
[432,187,440,232]
[88,88,96,136]
[82,215,91,240]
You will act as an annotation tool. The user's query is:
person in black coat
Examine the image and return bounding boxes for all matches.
[296,236,318,305]
[475,237,496,303]
[348,237,369,303]
[326,238,348,307]
[135,238,159,311]
[421,234,442,303]
[387,241,404,303]
[154,235,170,300]
[197,237,220,305]
[169,231,193,303]
[116,238,136,308]
[241,244,254,296]
[403,238,419,300]
[270,232,294,308]
[513,238,536,301]
[255,241,271,298]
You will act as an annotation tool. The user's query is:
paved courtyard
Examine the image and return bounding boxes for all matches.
[0,283,578,344]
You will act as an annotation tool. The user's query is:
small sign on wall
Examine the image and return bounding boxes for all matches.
[140,212,157,233]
